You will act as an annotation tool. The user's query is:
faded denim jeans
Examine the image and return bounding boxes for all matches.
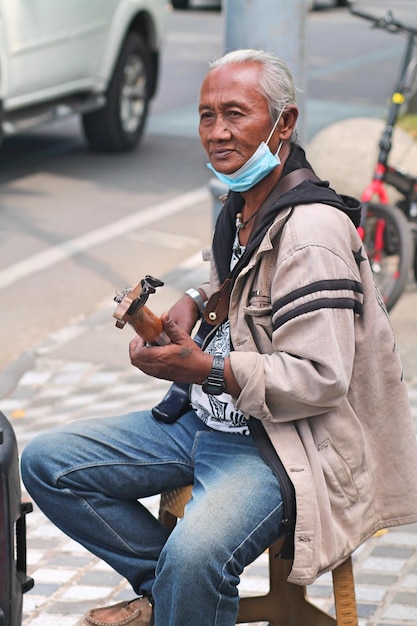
[21,409,284,626]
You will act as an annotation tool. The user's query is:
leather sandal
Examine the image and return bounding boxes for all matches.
[83,597,154,626]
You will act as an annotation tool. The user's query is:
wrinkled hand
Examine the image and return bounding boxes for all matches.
[129,312,212,384]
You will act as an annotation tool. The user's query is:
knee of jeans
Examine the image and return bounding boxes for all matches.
[21,432,61,491]
[156,519,233,580]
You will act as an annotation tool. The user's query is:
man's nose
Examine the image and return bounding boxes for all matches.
[208,115,231,140]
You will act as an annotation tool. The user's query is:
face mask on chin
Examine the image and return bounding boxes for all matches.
[206,107,285,192]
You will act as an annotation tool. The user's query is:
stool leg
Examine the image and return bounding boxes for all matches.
[332,557,358,626]
[237,540,337,626]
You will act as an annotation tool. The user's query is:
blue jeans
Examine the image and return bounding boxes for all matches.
[21,409,284,626]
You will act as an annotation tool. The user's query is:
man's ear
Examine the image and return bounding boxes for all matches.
[279,105,298,140]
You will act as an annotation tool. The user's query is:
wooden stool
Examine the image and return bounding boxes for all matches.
[159,486,358,626]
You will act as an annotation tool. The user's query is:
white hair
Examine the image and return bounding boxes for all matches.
[209,49,297,121]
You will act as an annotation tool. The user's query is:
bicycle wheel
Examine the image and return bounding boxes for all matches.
[362,202,413,311]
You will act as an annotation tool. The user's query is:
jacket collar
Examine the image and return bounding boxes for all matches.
[211,143,361,283]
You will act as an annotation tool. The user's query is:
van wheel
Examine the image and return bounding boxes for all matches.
[82,32,151,152]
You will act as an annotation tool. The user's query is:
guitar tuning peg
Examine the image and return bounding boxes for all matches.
[141,275,164,291]
[140,275,164,296]
[114,287,132,303]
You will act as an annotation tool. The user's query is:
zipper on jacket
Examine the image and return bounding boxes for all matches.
[248,417,296,559]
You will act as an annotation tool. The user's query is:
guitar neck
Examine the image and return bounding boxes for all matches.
[128,305,168,345]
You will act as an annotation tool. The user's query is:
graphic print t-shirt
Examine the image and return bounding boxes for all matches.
[190,234,249,435]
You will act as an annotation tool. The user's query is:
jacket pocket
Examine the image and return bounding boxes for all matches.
[317,437,359,505]
[243,295,272,324]
[243,297,273,346]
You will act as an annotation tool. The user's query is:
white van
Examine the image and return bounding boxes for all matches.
[0,0,168,151]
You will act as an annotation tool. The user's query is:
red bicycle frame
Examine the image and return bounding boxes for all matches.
[358,164,391,272]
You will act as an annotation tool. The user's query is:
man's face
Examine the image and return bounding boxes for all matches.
[198,62,275,175]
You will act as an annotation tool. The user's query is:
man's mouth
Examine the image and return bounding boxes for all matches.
[210,148,234,160]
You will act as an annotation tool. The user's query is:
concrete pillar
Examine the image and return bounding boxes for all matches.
[209,177,228,228]
[223,0,307,144]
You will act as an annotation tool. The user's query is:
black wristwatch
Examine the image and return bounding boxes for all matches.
[202,354,226,396]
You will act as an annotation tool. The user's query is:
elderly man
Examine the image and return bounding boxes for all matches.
[21,49,417,626]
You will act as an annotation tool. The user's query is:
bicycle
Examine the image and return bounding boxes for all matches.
[349,1,417,310]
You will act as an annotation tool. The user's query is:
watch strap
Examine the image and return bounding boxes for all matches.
[202,354,226,396]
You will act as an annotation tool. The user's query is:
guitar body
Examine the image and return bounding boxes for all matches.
[151,381,191,423]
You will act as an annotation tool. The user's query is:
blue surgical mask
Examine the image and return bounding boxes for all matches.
[207,108,285,192]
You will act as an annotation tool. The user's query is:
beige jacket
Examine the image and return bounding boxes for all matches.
[204,202,417,585]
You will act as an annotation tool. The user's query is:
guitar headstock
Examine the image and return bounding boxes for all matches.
[113,275,165,343]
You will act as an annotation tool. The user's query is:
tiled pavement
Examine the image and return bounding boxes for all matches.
[2,286,417,626]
